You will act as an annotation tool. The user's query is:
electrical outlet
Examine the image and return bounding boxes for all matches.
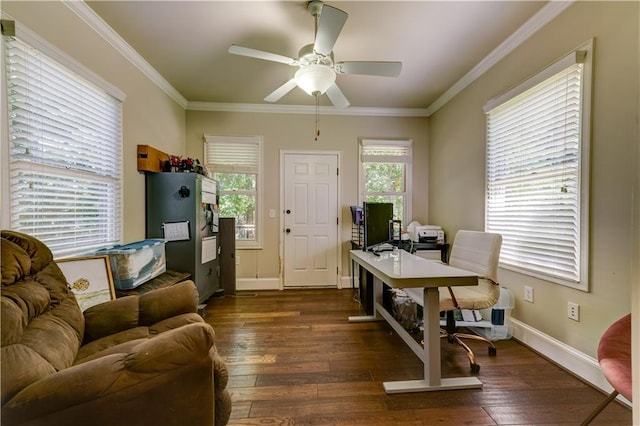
[524,286,534,303]
[568,302,580,321]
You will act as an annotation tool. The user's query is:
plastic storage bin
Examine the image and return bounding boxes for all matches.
[470,286,515,340]
[95,239,166,290]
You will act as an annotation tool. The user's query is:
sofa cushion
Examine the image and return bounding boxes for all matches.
[77,327,150,362]
[75,338,147,366]
[77,312,204,363]
[82,281,201,344]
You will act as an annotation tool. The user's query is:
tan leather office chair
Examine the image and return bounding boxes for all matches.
[405,230,503,372]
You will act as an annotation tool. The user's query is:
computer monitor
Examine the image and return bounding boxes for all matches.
[363,202,393,251]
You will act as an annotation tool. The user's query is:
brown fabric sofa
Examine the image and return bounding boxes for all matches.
[1,230,232,426]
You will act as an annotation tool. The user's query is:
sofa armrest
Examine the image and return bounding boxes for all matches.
[3,323,216,426]
[124,319,212,372]
[138,280,199,326]
[83,280,199,343]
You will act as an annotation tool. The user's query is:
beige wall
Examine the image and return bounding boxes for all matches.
[6,0,638,364]
[428,1,639,357]
[186,111,429,280]
[2,1,186,243]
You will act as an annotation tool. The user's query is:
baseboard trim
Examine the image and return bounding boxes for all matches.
[510,317,631,407]
[235,276,630,408]
[236,278,280,291]
[340,276,358,290]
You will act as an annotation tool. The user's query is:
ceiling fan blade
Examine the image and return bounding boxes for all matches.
[325,83,350,108]
[335,61,402,77]
[314,4,348,56]
[264,79,298,103]
[229,45,297,66]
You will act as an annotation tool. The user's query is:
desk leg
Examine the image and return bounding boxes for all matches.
[424,286,441,385]
[383,286,482,393]
[348,271,384,323]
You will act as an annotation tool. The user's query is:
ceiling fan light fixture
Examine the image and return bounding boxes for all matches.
[294,64,336,96]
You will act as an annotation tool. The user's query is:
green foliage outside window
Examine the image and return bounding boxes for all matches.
[364,163,405,220]
[215,173,256,240]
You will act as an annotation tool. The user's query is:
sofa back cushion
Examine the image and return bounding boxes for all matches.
[1,231,85,406]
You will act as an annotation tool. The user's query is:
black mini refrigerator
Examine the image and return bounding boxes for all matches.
[145,173,220,303]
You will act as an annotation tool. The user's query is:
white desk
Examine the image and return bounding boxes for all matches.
[349,249,481,393]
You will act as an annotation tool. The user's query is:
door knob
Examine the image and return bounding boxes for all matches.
[285,228,291,234]
[286,209,291,214]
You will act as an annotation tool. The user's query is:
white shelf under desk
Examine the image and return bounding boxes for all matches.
[349,249,481,393]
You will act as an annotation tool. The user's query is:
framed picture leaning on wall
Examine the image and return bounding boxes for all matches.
[56,255,116,311]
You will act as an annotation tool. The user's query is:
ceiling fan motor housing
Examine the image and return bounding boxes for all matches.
[298,44,334,67]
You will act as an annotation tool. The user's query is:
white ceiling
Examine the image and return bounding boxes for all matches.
[85,1,548,111]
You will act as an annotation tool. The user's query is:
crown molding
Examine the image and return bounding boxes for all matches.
[64,0,572,117]
[63,1,188,109]
[425,0,575,116]
[187,102,430,117]
[2,11,126,102]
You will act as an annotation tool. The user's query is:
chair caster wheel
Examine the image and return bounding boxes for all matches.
[470,363,480,373]
[489,347,497,356]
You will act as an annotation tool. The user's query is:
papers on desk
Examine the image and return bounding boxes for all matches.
[372,242,394,252]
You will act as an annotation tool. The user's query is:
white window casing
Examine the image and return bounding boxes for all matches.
[484,40,592,291]
[203,135,263,249]
[359,138,413,227]
[3,21,124,257]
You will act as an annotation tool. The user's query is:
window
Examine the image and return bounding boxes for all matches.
[204,135,262,248]
[359,139,412,226]
[3,31,124,257]
[484,41,592,290]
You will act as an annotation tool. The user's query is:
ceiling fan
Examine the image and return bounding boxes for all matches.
[228,0,402,108]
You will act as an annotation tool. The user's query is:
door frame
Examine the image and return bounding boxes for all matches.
[279,150,342,289]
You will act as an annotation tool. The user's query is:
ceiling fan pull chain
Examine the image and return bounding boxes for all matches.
[315,94,320,141]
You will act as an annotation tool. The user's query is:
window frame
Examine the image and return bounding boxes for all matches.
[483,40,593,291]
[203,135,263,249]
[358,138,413,227]
[2,18,125,257]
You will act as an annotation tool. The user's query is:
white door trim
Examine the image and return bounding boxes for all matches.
[279,150,342,289]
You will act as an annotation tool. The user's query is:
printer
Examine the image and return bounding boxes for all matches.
[407,222,445,244]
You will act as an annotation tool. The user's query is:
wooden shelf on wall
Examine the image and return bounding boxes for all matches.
[137,145,169,173]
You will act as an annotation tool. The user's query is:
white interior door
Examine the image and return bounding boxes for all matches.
[283,153,338,288]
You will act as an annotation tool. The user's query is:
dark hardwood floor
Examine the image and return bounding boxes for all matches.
[205,288,631,425]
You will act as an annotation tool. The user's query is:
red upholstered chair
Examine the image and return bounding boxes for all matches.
[582,313,632,425]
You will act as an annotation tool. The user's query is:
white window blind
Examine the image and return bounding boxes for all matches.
[204,136,260,174]
[203,135,262,248]
[485,46,590,289]
[361,139,412,164]
[359,139,412,225]
[5,36,123,257]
